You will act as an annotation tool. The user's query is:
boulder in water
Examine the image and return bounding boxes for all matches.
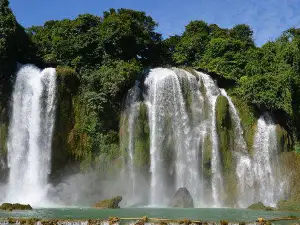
[170,187,194,208]
[0,203,32,211]
[247,202,274,211]
[93,196,122,209]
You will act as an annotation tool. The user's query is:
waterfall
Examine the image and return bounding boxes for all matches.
[220,89,255,207]
[6,64,57,206]
[252,114,284,207]
[197,72,223,207]
[122,67,286,208]
[145,68,195,206]
[120,82,141,200]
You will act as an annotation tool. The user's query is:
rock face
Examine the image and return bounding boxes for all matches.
[247,202,274,211]
[93,196,122,209]
[0,203,32,211]
[170,187,194,208]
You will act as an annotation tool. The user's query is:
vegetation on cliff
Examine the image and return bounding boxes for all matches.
[2,1,300,188]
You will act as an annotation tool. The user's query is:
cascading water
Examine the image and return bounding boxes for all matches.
[122,67,286,208]
[145,68,196,206]
[252,114,285,206]
[6,64,57,206]
[120,82,141,199]
[220,89,255,207]
[197,72,223,207]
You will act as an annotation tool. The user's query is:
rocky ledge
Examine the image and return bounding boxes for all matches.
[93,196,122,209]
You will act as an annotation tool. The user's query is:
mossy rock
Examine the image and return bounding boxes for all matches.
[277,196,300,211]
[133,103,150,169]
[215,95,233,169]
[56,66,80,95]
[0,203,32,210]
[202,135,212,180]
[229,94,258,155]
[247,202,274,211]
[216,95,231,129]
[276,125,292,152]
[93,196,122,209]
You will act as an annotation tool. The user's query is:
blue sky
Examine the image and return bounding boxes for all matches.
[10,0,300,46]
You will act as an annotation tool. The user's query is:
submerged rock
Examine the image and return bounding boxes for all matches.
[170,187,194,208]
[0,203,32,211]
[247,202,274,211]
[93,196,122,209]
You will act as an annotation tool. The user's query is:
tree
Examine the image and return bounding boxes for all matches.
[173,20,210,65]
[229,24,254,47]
[99,8,162,66]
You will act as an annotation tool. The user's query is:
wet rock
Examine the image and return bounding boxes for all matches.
[170,187,194,208]
[0,203,32,210]
[93,196,122,209]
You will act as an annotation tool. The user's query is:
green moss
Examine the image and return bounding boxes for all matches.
[0,123,7,155]
[0,203,32,211]
[133,103,150,170]
[247,202,275,211]
[277,198,300,211]
[178,75,193,118]
[0,104,8,158]
[56,66,80,95]
[93,196,122,209]
[161,112,175,172]
[181,66,198,77]
[215,95,240,206]
[119,111,129,164]
[51,77,77,174]
[276,125,292,152]
[203,135,212,180]
[216,95,233,170]
[229,94,257,155]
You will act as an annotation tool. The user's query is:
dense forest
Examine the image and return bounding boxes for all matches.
[1,0,300,180]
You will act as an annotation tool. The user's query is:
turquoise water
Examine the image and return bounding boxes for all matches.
[0,208,300,223]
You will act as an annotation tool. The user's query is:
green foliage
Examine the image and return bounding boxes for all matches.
[238,73,293,116]
[100,9,163,66]
[229,24,254,47]
[0,0,35,101]
[56,66,80,95]
[27,14,102,69]
[82,59,142,132]
[173,20,210,65]
[27,9,163,69]
[199,38,248,80]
